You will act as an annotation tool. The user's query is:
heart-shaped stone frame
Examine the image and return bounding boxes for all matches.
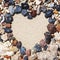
[12,13,48,49]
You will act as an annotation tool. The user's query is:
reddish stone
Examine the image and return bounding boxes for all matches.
[6,23,11,28]
[31,10,37,17]
[26,49,31,56]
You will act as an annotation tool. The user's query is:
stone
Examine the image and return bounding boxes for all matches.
[9,0,15,5]
[35,0,42,5]
[56,24,60,32]
[31,10,37,17]
[8,5,15,15]
[17,41,22,49]
[24,55,28,60]
[0,0,2,3]
[20,46,26,55]
[30,0,35,2]
[40,39,47,47]
[55,5,60,11]
[26,49,31,56]
[15,0,20,4]
[21,3,29,9]
[14,5,22,13]
[36,5,41,15]
[5,16,13,24]
[45,9,53,18]
[44,32,52,44]
[1,33,8,42]
[21,9,28,16]
[27,13,33,19]
[11,39,18,46]
[34,43,42,52]
[6,23,11,28]
[7,33,13,39]
[41,5,47,13]
[18,55,23,60]
[4,2,9,7]
[9,46,18,52]
[48,17,56,24]
[47,23,56,34]
[4,28,12,33]
[53,9,58,14]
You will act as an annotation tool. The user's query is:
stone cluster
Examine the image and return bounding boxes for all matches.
[0,0,60,60]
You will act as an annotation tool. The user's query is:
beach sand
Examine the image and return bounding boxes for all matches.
[12,12,48,49]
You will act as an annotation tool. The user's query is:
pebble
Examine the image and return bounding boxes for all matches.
[16,41,22,49]
[41,5,47,13]
[8,5,15,15]
[47,23,56,34]
[48,17,56,24]
[4,28,12,33]
[21,3,29,9]
[35,0,41,5]
[44,32,52,44]
[45,9,53,18]
[29,0,35,2]
[11,39,18,46]
[27,13,33,19]
[56,24,60,32]
[6,23,11,28]
[14,5,22,13]
[31,10,37,17]
[15,0,20,4]
[9,45,18,52]
[20,46,26,55]
[36,5,41,15]
[21,9,28,16]
[26,49,31,56]
[1,33,8,42]
[34,43,42,52]
[5,16,13,24]
[24,55,28,60]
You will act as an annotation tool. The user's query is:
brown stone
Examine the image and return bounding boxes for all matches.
[12,39,18,46]
[6,23,11,28]
[18,55,23,60]
[47,23,56,34]
[53,9,58,14]
[15,0,20,4]
[56,23,60,32]
[31,10,37,17]
[26,49,31,56]
[7,33,13,38]
[0,0,2,3]
[4,2,9,7]
[4,55,11,59]
[30,0,35,2]
[2,22,6,26]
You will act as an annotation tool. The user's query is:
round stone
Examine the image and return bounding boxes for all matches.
[21,3,29,9]
[27,13,33,19]
[14,5,22,14]
[31,10,37,17]
[4,28,12,33]
[21,9,28,16]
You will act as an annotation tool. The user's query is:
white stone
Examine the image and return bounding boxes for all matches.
[35,0,41,5]
[1,33,8,42]
[36,5,41,15]
[54,32,60,40]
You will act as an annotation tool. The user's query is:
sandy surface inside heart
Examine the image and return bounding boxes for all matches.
[12,12,48,49]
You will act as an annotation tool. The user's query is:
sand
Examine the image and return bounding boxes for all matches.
[12,12,48,49]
